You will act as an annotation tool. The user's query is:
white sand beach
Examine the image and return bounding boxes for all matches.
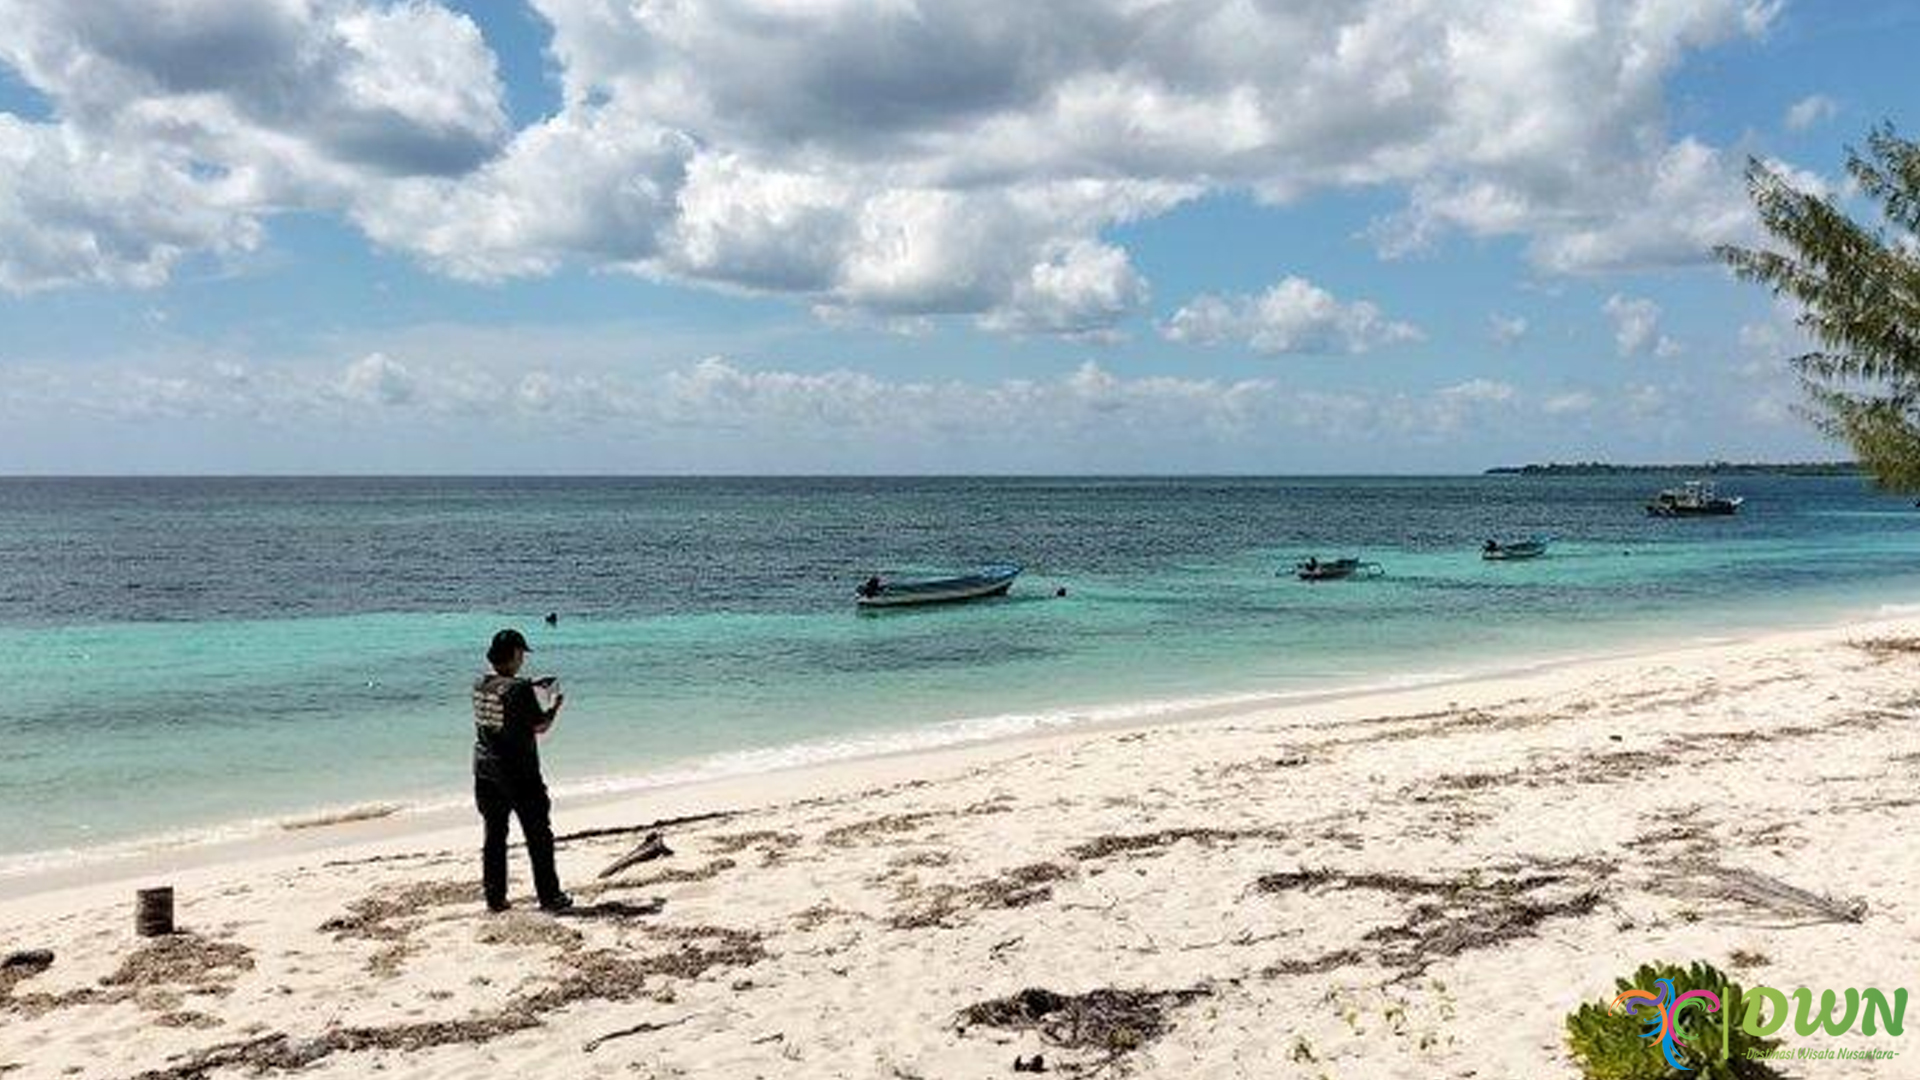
[5,617,1919,1078]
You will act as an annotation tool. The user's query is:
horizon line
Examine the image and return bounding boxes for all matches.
[0,463,1860,481]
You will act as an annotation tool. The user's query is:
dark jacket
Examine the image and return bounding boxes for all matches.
[471,673,544,785]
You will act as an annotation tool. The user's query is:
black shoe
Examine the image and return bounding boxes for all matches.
[539,892,574,913]
[487,899,511,913]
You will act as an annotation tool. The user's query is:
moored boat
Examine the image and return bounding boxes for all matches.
[1482,537,1551,560]
[1646,480,1743,517]
[854,564,1021,608]
[1290,556,1382,581]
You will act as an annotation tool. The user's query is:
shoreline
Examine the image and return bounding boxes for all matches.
[6,610,1920,1077]
[4,603,1907,904]
[14,501,1920,881]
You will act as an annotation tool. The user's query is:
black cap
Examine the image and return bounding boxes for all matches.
[487,628,532,664]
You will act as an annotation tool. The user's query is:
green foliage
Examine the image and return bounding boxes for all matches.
[1565,961,1783,1080]
[1719,125,1920,490]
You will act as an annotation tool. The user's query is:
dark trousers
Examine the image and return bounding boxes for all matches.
[475,773,563,908]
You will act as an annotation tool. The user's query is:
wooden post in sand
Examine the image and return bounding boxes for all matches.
[135,886,174,937]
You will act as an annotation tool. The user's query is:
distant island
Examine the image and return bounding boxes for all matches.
[1484,461,1863,476]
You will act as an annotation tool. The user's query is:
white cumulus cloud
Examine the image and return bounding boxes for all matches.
[340,351,416,406]
[1603,294,1682,358]
[1489,313,1529,347]
[1783,94,1838,132]
[0,0,1791,336]
[5,342,1838,471]
[1542,389,1598,416]
[0,113,263,291]
[0,0,507,289]
[1162,277,1421,356]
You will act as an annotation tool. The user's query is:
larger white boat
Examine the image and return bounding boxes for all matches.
[1646,480,1743,518]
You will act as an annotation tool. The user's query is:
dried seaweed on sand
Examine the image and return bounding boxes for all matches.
[1253,863,1608,977]
[957,986,1211,1071]
[101,935,254,992]
[318,880,477,940]
[890,863,1069,930]
[1855,636,1920,656]
[1659,861,1868,925]
[132,926,766,1079]
[1065,827,1282,862]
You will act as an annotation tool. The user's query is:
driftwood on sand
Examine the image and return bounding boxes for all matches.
[598,833,675,879]
[582,1013,698,1053]
[556,812,732,846]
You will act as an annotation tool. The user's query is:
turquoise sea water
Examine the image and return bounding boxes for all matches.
[4,474,1918,868]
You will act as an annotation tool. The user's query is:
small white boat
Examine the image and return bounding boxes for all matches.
[1290,557,1382,581]
[854,564,1021,609]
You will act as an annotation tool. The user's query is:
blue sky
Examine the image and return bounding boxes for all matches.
[0,0,1912,474]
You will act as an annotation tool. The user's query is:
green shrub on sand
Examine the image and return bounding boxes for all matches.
[1566,961,1783,1080]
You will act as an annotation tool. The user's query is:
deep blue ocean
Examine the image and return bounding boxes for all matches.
[4,474,1916,868]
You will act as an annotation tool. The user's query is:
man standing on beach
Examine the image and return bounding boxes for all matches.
[471,628,572,913]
